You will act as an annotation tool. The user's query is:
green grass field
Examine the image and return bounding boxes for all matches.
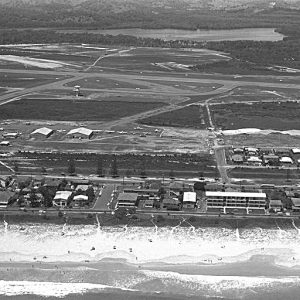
[0,73,68,88]
[139,105,209,129]
[211,101,300,130]
[0,98,166,121]
[65,77,147,90]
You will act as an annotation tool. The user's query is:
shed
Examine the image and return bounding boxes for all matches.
[67,127,93,139]
[31,127,54,138]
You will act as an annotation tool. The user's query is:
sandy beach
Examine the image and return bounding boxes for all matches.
[1,217,300,298]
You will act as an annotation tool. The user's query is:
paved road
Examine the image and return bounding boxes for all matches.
[0,69,300,100]
[92,184,115,211]
[214,146,230,183]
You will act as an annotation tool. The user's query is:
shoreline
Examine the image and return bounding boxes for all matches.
[1,211,300,229]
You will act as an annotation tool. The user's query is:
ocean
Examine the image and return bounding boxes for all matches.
[1,217,300,299]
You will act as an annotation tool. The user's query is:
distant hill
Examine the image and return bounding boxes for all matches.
[0,0,299,10]
[0,0,299,29]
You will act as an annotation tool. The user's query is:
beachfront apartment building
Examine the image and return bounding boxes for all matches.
[205,191,267,214]
[117,192,138,208]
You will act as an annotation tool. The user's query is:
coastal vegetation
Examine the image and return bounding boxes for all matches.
[8,151,216,178]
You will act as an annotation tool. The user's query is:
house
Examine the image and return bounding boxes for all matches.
[245,147,258,156]
[260,148,274,155]
[53,191,72,208]
[231,154,244,164]
[31,127,54,138]
[183,192,197,209]
[291,148,300,155]
[123,188,159,200]
[280,156,293,165]
[0,190,14,208]
[75,184,90,192]
[247,156,262,166]
[0,141,10,146]
[73,194,89,208]
[263,155,279,165]
[275,149,290,156]
[291,198,300,212]
[269,199,283,212]
[144,199,154,209]
[162,196,182,211]
[3,132,18,139]
[169,181,191,193]
[233,148,244,154]
[67,127,93,139]
[117,192,138,208]
[24,192,44,208]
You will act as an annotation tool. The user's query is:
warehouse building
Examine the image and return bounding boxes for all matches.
[67,127,94,139]
[31,127,54,138]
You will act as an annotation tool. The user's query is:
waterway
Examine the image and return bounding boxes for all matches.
[61,28,284,42]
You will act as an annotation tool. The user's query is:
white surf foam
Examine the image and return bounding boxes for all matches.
[0,280,134,297]
[1,223,300,267]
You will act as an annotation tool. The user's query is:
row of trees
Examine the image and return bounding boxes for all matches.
[13,157,205,179]
[67,156,178,179]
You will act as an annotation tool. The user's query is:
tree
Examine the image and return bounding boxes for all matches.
[96,159,103,177]
[38,186,54,207]
[110,155,118,178]
[140,158,147,178]
[125,169,132,178]
[169,169,175,179]
[67,158,76,174]
[41,166,47,174]
[13,162,19,174]
[86,186,95,203]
